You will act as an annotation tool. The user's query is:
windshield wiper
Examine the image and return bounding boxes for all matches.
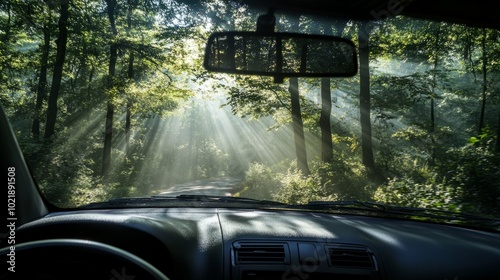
[303,200,387,211]
[81,194,287,208]
[160,194,288,205]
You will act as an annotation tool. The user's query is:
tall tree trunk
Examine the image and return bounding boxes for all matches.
[3,0,11,41]
[496,111,500,153]
[32,25,50,138]
[125,0,134,153]
[44,2,69,139]
[320,77,333,163]
[0,0,11,89]
[289,78,310,175]
[87,65,94,99]
[103,100,114,176]
[430,97,435,132]
[429,25,442,134]
[358,22,375,169]
[103,0,118,178]
[125,52,134,153]
[286,15,310,175]
[429,24,442,163]
[478,28,487,135]
[319,22,348,164]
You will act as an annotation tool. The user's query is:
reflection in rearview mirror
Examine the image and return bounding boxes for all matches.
[204,31,358,79]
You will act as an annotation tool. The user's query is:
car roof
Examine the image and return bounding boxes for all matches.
[236,0,500,30]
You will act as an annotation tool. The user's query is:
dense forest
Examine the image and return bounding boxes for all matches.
[1,0,499,216]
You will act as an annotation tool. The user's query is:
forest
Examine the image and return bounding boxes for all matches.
[1,0,499,217]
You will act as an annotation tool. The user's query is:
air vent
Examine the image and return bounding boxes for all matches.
[234,242,289,264]
[327,247,374,269]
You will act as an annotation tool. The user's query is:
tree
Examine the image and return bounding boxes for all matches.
[28,3,54,138]
[99,0,197,177]
[457,26,500,149]
[428,23,443,162]
[0,0,32,110]
[124,0,135,153]
[32,23,50,138]
[370,18,456,165]
[318,21,347,164]
[44,0,69,139]
[289,77,310,175]
[0,0,55,137]
[496,113,500,153]
[358,21,375,169]
[278,14,310,175]
[319,76,333,163]
[0,0,14,93]
[102,0,118,177]
[478,28,488,135]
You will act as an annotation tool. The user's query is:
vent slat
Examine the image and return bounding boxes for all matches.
[235,243,286,264]
[328,248,374,269]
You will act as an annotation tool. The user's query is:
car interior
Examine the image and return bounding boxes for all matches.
[1,0,500,279]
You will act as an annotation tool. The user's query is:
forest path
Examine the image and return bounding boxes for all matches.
[158,177,242,197]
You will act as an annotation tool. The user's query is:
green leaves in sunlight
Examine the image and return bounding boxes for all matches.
[374,144,500,215]
[374,173,464,212]
[237,154,374,204]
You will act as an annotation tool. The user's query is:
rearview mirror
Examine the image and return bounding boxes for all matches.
[204,31,358,80]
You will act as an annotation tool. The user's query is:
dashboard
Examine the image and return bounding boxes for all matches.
[14,207,500,280]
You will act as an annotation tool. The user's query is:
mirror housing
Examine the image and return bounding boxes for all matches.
[204,31,358,81]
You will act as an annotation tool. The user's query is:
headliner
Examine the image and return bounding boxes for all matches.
[237,0,500,30]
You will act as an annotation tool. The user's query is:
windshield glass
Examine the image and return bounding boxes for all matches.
[1,0,499,221]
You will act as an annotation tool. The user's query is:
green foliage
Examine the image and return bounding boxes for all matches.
[272,167,335,204]
[222,75,290,119]
[19,136,112,208]
[468,126,494,144]
[442,144,500,213]
[238,155,374,204]
[236,159,331,204]
[374,173,464,212]
[235,161,290,200]
[374,142,500,214]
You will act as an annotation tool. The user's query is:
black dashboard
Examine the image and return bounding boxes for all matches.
[15,208,500,280]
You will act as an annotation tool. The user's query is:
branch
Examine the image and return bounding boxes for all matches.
[271,88,291,112]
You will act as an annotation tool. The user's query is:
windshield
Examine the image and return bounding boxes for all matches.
[1,0,499,221]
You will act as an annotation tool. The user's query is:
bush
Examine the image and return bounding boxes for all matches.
[272,168,336,204]
[373,175,464,212]
[314,159,375,201]
[374,143,500,215]
[442,144,500,214]
[235,161,290,200]
[237,157,374,204]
